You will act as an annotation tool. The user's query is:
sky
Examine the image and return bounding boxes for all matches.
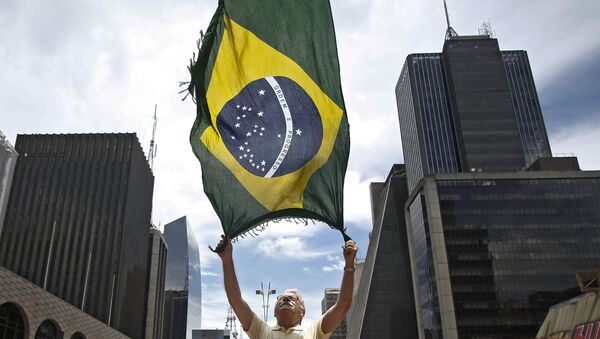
[1,0,600,337]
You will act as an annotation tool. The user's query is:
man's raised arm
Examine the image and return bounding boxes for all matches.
[217,235,254,331]
[321,240,358,334]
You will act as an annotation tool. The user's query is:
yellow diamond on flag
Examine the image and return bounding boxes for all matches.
[200,15,344,212]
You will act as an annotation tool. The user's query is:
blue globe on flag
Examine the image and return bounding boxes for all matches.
[217,76,323,178]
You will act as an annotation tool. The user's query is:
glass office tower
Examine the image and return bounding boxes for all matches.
[406,172,600,338]
[163,216,202,339]
[396,37,551,193]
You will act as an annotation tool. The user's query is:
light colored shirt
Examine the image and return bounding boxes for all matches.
[245,313,331,339]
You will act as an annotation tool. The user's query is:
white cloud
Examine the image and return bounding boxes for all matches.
[322,259,345,273]
[257,237,334,260]
[201,270,220,277]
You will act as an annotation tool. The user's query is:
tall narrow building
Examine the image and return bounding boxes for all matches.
[396,36,551,192]
[145,226,168,339]
[0,133,154,339]
[163,216,202,339]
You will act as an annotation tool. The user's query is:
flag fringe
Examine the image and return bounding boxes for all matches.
[209,217,328,252]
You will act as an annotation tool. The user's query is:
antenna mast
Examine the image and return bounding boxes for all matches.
[225,307,240,339]
[148,105,158,170]
[443,0,458,40]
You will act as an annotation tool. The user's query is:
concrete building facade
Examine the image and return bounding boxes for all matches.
[347,165,418,339]
[0,133,154,338]
[0,266,129,339]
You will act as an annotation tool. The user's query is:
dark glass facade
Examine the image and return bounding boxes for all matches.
[443,37,526,173]
[396,54,458,191]
[0,133,154,339]
[502,50,552,168]
[409,194,442,339]
[396,37,552,194]
[409,174,600,338]
[163,216,202,339]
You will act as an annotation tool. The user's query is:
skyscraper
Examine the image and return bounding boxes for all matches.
[0,130,18,236]
[0,133,154,339]
[145,226,168,339]
[396,36,551,192]
[163,216,202,339]
[393,30,600,338]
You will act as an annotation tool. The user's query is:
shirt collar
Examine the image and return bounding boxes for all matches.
[272,324,303,333]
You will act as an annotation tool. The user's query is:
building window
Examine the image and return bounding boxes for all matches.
[34,320,61,339]
[0,302,26,339]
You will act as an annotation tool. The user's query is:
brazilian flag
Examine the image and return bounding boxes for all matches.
[187,0,350,247]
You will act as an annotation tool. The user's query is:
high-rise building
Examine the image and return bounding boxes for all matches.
[163,216,202,339]
[405,170,600,338]
[396,36,551,192]
[145,226,168,339]
[0,130,18,236]
[347,165,418,339]
[0,133,154,339]
[321,288,347,338]
[392,28,600,338]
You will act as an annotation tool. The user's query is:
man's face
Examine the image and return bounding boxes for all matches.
[274,292,305,326]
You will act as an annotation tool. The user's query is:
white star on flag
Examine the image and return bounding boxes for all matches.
[259,89,265,95]
[295,129,303,136]
[257,111,264,117]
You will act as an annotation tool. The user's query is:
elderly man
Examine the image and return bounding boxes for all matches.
[217,235,358,338]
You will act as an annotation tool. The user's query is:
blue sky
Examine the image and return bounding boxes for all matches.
[1,0,600,337]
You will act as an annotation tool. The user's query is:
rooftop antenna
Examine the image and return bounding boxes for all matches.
[148,105,158,171]
[478,21,495,38]
[443,0,458,40]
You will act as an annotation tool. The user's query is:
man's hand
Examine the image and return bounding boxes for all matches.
[343,240,358,267]
[217,235,232,261]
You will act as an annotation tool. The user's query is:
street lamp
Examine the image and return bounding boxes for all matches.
[255,281,276,322]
